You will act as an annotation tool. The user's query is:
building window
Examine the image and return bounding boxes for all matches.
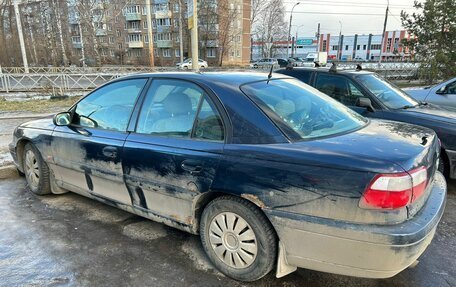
[142,6,147,15]
[332,45,338,51]
[144,35,149,43]
[72,36,81,43]
[163,48,171,57]
[156,33,172,41]
[126,5,140,14]
[173,4,179,12]
[345,45,349,50]
[322,40,327,52]
[370,44,381,50]
[143,21,148,29]
[154,3,168,12]
[386,38,392,52]
[156,18,171,26]
[236,49,240,57]
[356,45,360,50]
[363,44,367,50]
[207,47,216,58]
[118,43,122,49]
[175,34,180,42]
[175,49,180,57]
[236,35,241,42]
[128,34,141,42]
[116,29,121,37]
[107,24,112,31]
[109,36,114,43]
[110,50,115,57]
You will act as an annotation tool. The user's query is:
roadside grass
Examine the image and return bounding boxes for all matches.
[0,96,81,113]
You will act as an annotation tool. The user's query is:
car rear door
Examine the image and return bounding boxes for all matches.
[122,78,225,225]
[51,78,149,205]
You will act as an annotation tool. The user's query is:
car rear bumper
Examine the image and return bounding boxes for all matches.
[265,171,447,278]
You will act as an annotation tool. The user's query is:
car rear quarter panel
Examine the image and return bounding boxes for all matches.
[212,144,409,224]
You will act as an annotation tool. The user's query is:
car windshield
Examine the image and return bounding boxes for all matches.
[241,79,367,139]
[356,74,419,109]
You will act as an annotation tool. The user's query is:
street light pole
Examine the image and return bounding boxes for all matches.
[287,2,300,58]
[146,0,155,67]
[337,21,342,61]
[378,0,389,65]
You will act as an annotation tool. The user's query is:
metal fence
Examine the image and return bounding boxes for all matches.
[0,62,421,94]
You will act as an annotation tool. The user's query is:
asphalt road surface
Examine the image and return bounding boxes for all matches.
[0,178,455,287]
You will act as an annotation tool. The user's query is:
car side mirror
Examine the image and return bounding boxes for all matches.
[53,112,72,126]
[436,85,447,95]
[355,97,375,112]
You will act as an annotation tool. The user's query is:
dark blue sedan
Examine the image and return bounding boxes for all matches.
[9,72,446,282]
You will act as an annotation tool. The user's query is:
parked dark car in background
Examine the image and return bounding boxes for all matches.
[405,77,456,108]
[277,67,456,179]
[10,72,446,282]
[277,58,289,68]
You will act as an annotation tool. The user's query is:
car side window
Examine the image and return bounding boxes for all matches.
[446,81,456,94]
[74,79,147,131]
[281,70,312,84]
[193,97,224,141]
[315,74,366,106]
[136,79,204,137]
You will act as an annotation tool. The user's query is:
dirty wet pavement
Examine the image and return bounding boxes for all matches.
[0,178,455,287]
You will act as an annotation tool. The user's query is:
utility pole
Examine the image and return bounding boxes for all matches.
[146,0,155,67]
[13,0,29,73]
[315,23,320,52]
[287,2,300,58]
[378,0,389,65]
[178,0,184,64]
[189,0,199,70]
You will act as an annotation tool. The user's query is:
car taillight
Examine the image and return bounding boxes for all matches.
[359,167,428,209]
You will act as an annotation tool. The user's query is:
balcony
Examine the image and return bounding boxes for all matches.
[127,28,142,34]
[205,40,219,47]
[96,29,106,36]
[125,13,141,21]
[155,10,172,19]
[128,41,144,48]
[72,42,82,49]
[156,26,171,33]
[156,40,173,48]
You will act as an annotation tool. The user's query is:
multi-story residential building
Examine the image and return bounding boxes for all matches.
[253,30,413,62]
[68,0,251,66]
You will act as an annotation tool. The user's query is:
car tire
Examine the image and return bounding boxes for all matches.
[253,64,258,69]
[438,153,450,178]
[200,196,277,282]
[23,143,51,195]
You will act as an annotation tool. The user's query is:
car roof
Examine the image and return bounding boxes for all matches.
[119,71,293,87]
[276,67,375,76]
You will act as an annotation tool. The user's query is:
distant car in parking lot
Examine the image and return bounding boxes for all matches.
[250,58,278,68]
[10,72,446,282]
[277,67,456,179]
[176,58,208,69]
[405,77,456,108]
[277,58,289,67]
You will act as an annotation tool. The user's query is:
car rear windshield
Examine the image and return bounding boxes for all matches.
[356,74,419,109]
[241,79,367,140]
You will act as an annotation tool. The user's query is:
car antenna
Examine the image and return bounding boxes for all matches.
[267,64,273,84]
[356,64,362,71]
[329,62,337,73]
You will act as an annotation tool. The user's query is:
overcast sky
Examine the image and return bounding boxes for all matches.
[284,0,420,37]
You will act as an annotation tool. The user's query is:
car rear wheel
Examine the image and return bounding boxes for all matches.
[23,143,51,195]
[200,196,277,282]
[438,153,450,178]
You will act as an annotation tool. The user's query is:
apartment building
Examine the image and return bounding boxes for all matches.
[69,0,251,66]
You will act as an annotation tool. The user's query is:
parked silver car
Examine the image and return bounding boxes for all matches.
[405,77,456,108]
[250,58,278,68]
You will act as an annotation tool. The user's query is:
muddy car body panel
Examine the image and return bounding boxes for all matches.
[10,72,447,279]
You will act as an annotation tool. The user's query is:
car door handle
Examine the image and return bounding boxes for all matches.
[181,160,203,175]
[102,146,118,159]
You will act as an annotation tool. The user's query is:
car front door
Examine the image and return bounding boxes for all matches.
[122,78,225,226]
[313,73,382,117]
[429,79,456,108]
[51,78,148,205]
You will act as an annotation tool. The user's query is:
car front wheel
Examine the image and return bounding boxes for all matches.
[200,196,277,281]
[23,143,51,195]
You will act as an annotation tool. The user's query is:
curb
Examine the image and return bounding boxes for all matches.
[0,165,20,180]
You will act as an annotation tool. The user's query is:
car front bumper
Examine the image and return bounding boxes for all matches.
[265,171,447,278]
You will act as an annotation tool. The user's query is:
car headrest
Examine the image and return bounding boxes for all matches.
[163,93,192,116]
